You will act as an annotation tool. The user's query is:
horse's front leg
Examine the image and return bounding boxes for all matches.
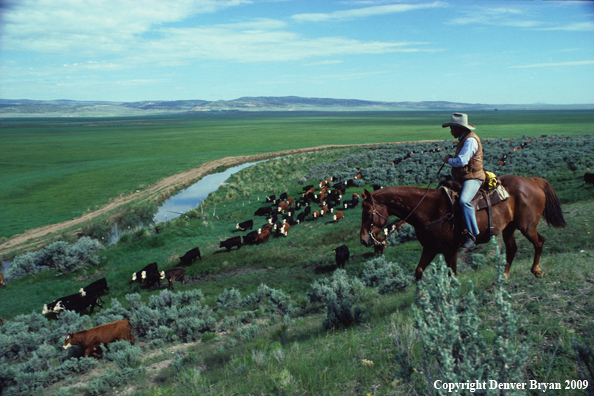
[415,248,438,281]
[443,250,459,276]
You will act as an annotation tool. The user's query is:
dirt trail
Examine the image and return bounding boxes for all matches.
[0,141,442,256]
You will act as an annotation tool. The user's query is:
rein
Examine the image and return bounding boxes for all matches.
[366,162,447,245]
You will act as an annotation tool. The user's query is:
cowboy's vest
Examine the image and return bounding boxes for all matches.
[452,131,485,182]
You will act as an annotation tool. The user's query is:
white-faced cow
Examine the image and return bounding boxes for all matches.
[236,220,254,231]
[161,267,186,290]
[79,278,109,297]
[130,262,160,289]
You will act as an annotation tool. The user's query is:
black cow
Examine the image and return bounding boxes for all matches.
[236,220,254,231]
[585,173,594,186]
[303,206,311,217]
[179,247,201,266]
[162,267,186,290]
[279,192,288,200]
[79,278,109,297]
[296,211,306,224]
[302,184,314,192]
[220,236,242,251]
[243,230,259,245]
[43,292,85,315]
[58,293,105,315]
[254,206,273,216]
[265,194,276,203]
[334,245,350,269]
[130,262,160,289]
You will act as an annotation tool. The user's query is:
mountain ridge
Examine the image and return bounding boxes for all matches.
[1,96,592,117]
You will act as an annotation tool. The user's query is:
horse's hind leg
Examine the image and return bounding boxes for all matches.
[521,226,545,278]
[415,248,438,281]
[502,224,518,279]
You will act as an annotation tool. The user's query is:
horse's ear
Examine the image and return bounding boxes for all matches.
[362,189,371,200]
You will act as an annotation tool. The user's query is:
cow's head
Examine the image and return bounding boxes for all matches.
[42,304,50,315]
[53,301,64,313]
[141,271,146,280]
[63,333,75,350]
[79,288,86,297]
[160,271,165,280]
[132,272,137,281]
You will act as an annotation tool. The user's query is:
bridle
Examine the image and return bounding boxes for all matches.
[364,162,447,246]
[366,193,390,246]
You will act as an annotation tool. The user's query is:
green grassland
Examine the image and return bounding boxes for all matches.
[1,152,593,395]
[2,110,594,240]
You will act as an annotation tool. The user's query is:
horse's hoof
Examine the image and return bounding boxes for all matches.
[532,270,545,278]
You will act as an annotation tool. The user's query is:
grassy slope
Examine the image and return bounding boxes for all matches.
[2,110,593,239]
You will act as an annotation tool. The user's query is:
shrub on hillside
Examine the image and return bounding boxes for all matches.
[411,248,529,395]
[6,237,103,281]
[360,256,414,294]
[128,290,216,343]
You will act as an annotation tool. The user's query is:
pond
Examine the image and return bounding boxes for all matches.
[153,161,257,223]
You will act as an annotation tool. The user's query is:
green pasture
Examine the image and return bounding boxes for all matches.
[1,110,594,240]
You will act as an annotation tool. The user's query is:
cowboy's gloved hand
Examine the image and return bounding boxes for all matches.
[444,154,453,163]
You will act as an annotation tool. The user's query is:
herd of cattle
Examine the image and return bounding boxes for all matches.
[36,174,368,358]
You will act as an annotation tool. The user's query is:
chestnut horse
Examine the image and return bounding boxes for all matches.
[360,175,566,280]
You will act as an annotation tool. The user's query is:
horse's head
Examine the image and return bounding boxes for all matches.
[360,189,389,248]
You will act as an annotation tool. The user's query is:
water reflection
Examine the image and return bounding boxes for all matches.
[153,162,255,223]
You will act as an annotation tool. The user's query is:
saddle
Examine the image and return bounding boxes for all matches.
[439,173,510,237]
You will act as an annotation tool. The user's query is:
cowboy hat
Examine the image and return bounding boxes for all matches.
[442,112,475,131]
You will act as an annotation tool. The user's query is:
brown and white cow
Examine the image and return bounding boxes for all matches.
[255,229,271,244]
[278,201,289,213]
[312,210,320,220]
[63,320,135,358]
[161,267,186,290]
[320,206,328,217]
[333,211,344,222]
[280,223,290,237]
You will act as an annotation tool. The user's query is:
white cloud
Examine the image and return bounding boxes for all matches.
[539,21,594,32]
[509,60,594,69]
[291,2,446,23]
[446,7,542,28]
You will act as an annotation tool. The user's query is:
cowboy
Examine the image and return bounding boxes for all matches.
[442,113,485,248]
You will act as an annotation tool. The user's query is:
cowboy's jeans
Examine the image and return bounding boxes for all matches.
[460,179,482,236]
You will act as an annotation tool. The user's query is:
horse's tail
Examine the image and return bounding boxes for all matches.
[532,177,567,228]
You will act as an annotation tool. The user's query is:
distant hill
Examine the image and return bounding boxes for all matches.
[1,96,592,117]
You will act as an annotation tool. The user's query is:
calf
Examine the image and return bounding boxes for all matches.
[320,206,329,217]
[254,206,272,216]
[303,206,311,217]
[334,245,350,269]
[278,201,289,213]
[280,222,290,237]
[179,247,201,266]
[236,219,254,231]
[259,223,273,234]
[333,211,344,222]
[130,262,160,289]
[243,230,259,245]
[296,211,306,224]
[220,236,242,251]
[585,172,594,186]
[79,278,109,297]
[63,320,135,358]
[312,210,320,220]
[255,229,271,244]
[265,194,276,203]
[373,234,386,256]
[161,267,186,290]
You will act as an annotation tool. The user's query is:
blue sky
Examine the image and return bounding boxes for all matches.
[1,0,593,104]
